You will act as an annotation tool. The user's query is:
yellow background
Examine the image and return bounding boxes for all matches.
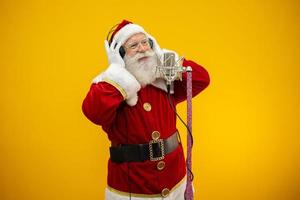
[1,0,299,199]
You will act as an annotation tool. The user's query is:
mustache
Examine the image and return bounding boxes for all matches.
[128,51,156,62]
[124,51,158,87]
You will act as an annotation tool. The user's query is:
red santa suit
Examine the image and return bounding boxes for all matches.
[82,20,210,199]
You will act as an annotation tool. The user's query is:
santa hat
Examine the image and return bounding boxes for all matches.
[109,20,149,45]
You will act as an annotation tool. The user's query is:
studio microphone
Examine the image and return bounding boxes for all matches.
[157,52,185,91]
[163,52,176,85]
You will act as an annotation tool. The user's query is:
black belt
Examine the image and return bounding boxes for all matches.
[109,131,179,163]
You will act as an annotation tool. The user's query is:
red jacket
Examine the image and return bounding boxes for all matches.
[82,59,209,195]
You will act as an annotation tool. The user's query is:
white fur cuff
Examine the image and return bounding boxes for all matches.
[92,64,141,106]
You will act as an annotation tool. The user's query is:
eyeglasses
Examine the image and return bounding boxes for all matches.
[124,38,150,51]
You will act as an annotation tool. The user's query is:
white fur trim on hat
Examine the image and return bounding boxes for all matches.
[113,24,148,45]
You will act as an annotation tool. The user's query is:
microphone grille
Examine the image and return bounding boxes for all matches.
[163,52,175,67]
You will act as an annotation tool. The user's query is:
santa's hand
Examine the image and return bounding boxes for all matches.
[104,40,125,68]
[94,40,140,106]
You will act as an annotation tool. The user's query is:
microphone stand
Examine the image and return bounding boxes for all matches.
[185,66,194,200]
[157,55,194,199]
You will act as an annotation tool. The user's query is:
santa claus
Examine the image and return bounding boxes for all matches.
[82,20,210,200]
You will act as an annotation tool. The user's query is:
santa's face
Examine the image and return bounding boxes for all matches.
[123,33,152,56]
[123,33,158,87]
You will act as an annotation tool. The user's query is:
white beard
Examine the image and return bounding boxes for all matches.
[124,51,158,87]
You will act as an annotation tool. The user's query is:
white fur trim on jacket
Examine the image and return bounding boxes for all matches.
[92,64,141,106]
[105,177,187,200]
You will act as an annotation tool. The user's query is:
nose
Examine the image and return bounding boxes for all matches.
[136,43,148,53]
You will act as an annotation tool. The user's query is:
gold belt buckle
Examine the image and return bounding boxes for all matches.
[149,139,165,161]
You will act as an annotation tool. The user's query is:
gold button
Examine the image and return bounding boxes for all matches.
[157,161,165,170]
[151,131,160,140]
[161,188,170,197]
[143,103,151,111]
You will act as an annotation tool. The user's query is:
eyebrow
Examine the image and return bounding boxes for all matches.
[125,38,148,45]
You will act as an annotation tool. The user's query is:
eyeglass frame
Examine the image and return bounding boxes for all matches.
[123,38,151,51]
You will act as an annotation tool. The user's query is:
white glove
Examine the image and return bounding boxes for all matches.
[148,35,180,64]
[92,40,141,106]
[104,40,125,68]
